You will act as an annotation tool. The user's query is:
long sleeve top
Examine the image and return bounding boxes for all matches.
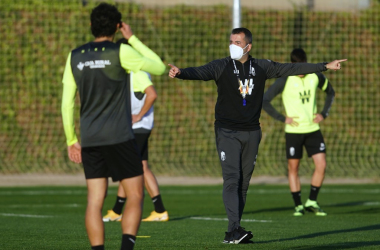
[263,73,335,133]
[176,55,326,131]
[61,35,165,147]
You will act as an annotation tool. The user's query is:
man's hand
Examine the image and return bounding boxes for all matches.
[132,114,142,124]
[285,116,299,127]
[313,113,324,123]
[119,22,133,40]
[168,64,181,78]
[68,142,82,164]
[326,59,347,71]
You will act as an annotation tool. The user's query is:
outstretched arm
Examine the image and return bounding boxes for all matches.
[168,58,229,81]
[260,59,347,79]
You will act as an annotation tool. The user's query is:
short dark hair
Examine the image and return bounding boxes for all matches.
[231,28,252,44]
[290,48,307,63]
[90,3,122,38]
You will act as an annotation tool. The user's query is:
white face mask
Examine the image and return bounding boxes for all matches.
[229,44,249,60]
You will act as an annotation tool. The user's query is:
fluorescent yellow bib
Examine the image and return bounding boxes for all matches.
[282,74,328,133]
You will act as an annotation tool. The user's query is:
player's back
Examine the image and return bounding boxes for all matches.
[70,41,133,147]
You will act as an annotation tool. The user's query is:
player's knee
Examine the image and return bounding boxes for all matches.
[87,196,104,210]
[223,171,239,182]
[315,163,327,172]
[127,190,144,202]
[288,165,299,173]
[223,177,239,192]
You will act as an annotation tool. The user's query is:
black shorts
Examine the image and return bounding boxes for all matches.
[82,140,143,181]
[285,130,326,159]
[134,131,151,161]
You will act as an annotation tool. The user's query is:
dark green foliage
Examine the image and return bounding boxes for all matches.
[0,0,379,176]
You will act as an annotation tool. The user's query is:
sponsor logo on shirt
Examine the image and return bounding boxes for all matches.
[77,60,111,71]
[299,90,311,104]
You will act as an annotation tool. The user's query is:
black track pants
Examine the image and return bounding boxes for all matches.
[215,127,262,232]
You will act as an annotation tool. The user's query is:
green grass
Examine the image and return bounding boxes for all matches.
[0,184,379,249]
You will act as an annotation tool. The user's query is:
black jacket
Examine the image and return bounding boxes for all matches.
[176,56,326,131]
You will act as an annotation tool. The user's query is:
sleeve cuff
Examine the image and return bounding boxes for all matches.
[128,35,138,45]
[67,138,78,147]
[322,62,328,71]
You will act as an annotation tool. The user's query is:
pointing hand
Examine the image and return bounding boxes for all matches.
[168,64,181,78]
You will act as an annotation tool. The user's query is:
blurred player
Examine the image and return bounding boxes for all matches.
[168,28,345,244]
[61,3,165,250]
[263,48,335,216]
[103,39,169,223]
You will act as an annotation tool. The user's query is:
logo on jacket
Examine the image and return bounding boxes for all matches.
[221,151,226,161]
[238,67,255,98]
[239,78,255,98]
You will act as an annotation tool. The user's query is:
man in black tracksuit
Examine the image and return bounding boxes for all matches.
[168,27,346,244]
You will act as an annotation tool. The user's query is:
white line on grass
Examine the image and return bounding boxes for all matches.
[363,201,380,206]
[0,190,87,196]
[1,188,380,196]
[2,204,81,208]
[321,188,380,194]
[190,217,272,223]
[163,189,380,195]
[0,213,53,218]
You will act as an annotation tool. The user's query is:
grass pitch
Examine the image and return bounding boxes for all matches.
[0,184,379,249]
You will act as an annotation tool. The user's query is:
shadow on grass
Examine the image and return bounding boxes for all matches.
[326,201,375,207]
[169,216,196,221]
[244,206,293,214]
[341,207,380,214]
[256,224,380,245]
[289,241,380,250]
[323,200,380,214]
[245,200,380,215]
